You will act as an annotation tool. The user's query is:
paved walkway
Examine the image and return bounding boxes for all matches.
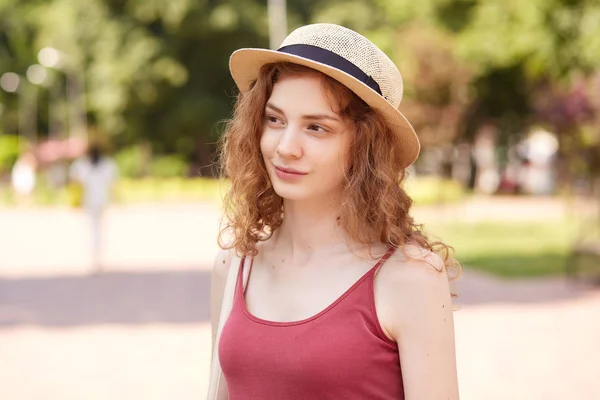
[0,199,599,399]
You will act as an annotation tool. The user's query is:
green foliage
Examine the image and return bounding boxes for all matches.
[114,145,149,178]
[0,135,20,173]
[149,155,188,178]
[114,145,188,178]
[392,24,474,146]
[1,0,270,165]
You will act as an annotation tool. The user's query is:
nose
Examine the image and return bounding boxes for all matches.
[276,126,303,159]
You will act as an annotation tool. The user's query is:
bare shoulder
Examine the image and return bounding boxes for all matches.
[211,247,237,309]
[375,244,453,339]
[211,246,243,300]
[380,243,448,284]
[210,247,239,343]
[213,248,235,282]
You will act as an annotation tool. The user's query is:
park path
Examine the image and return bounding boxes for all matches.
[0,198,599,399]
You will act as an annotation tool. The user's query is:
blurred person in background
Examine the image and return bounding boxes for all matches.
[11,151,38,205]
[209,24,460,400]
[70,144,118,273]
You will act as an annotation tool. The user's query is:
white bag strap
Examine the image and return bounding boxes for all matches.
[207,255,249,399]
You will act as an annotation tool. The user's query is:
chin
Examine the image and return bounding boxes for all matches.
[271,182,310,201]
[271,180,340,203]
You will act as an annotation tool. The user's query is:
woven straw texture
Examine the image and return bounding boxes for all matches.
[280,24,404,108]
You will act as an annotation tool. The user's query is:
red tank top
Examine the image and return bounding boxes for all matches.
[218,247,404,399]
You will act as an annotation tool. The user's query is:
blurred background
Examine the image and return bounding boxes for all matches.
[1,0,599,399]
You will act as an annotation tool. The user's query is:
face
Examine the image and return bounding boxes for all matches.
[260,73,353,203]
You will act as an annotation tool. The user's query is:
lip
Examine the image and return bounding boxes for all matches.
[275,165,307,175]
[274,165,307,181]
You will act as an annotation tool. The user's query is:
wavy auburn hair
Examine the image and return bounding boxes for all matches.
[218,62,460,278]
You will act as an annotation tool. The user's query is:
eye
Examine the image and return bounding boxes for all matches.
[307,124,328,133]
[265,114,283,125]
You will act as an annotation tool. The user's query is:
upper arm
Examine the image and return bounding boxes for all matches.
[210,248,234,399]
[380,249,459,400]
[210,248,234,348]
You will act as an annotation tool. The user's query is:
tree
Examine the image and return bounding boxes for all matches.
[1,0,272,171]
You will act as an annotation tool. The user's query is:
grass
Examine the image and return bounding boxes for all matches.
[0,176,466,207]
[0,177,230,207]
[404,176,465,206]
[423,219,580,278]
[113,177,227,204]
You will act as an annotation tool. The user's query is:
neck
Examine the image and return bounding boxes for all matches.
[273,195,349,260]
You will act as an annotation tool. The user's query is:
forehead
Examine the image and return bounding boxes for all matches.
[269,73,337,114]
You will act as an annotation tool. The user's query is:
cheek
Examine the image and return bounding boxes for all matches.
[315,145,350,182]
[336,151,350,178]
[334,136,352,173]
[259,131,272,158]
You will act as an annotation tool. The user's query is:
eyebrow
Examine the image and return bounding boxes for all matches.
[265,102,341,122]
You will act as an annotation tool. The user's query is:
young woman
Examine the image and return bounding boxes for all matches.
[209,23,460,400]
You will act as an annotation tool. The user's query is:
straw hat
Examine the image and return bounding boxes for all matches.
[229,23,420,168]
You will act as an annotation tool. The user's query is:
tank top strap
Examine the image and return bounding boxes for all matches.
[236,255,254,295]
[371,245,397,277]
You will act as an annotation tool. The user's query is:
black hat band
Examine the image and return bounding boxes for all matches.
[277,44,383,97]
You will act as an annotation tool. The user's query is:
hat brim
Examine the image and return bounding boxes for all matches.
[229,48,420,168]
